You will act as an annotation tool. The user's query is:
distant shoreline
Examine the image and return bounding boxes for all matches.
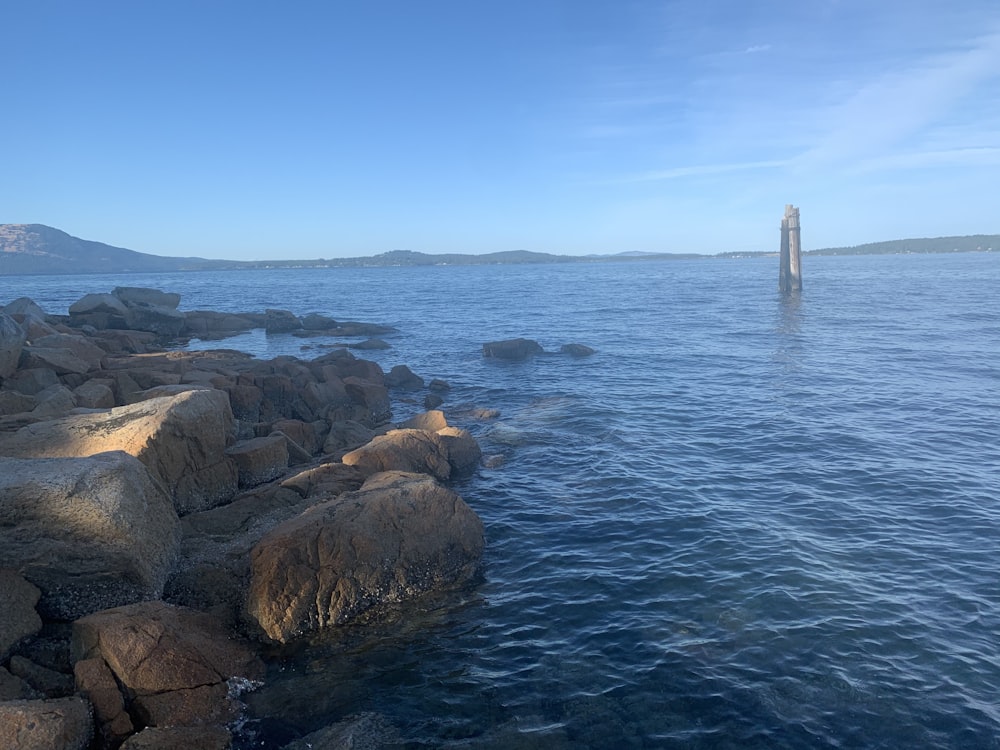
[1,223,997,276]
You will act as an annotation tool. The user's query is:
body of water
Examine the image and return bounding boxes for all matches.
[4,253,999,748]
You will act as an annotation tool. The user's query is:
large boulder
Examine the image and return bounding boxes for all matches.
[112,287,181,309]
[341,428,452,481]
[0,452,180,620]
[18,345,92,376]
[68,293,129,317]
[31,333,107,370]
[1,311,27,379]
[483,337,543,360]
[4,297,48,321]
[0,697,93,750]
[246,471,485,643]
[265,308,302,334]
[124,304,187,336]
[72,601,264,728]
[0,389,238,515]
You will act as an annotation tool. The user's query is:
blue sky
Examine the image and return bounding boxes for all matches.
[3,1,999,259]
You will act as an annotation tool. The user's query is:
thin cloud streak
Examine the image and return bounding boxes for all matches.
[610,159,789,183]
[792,29,1000,171]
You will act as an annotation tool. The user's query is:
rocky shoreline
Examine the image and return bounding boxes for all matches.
[0,287,496,749]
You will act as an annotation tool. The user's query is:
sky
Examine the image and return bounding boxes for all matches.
[3,1,999,260]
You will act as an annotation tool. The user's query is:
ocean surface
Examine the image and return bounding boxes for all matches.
[4,253,999,749]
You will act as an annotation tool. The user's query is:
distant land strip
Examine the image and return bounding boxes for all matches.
[0,224,996,276]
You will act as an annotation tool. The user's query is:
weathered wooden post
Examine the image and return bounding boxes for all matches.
[779,204,802,292]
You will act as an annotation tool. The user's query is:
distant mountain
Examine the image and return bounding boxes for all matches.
[1,224,996,276]
[0,224,226,275]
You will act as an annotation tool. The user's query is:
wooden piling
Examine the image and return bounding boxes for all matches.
[779,204,802,292]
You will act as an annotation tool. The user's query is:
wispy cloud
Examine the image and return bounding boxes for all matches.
[744,44,771,54]
[610,159,788,183]
[792,30,1000,171]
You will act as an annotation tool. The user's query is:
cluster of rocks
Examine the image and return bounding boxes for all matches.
[0,289,490,749]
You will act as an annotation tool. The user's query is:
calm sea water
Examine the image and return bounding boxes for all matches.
[4,253,1000,749]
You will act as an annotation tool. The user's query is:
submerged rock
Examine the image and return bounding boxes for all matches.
[483,337,543,360]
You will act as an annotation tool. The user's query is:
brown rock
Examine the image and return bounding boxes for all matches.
[226,435,288,488]
[342,428,451,480]
[72,601,263,727]
[0,697,94,750]
[121,725,232,750]
[401,409,448,431]
[0,389,238,515]
[246,471,484,642]
[72,601,264,693]
[280,461,365,499]
[74,656,134,739]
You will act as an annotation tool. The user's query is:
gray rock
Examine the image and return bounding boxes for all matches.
[0,452,180,620]
[300,312,338,330]
[561,342,596,357]
[30,384,78,417]
[72,380,115,409]
[384,364,423,389]
[124,303,187,336]
[3,366,60,395]
[0,312,27,379]
[0,569,42,659]
[31,333,107,370]
[3,297,47,320]
[112,286,181,309]
[265,308,302,334]
[0,390,36,415]
[18,346,92,375]
[483,337,543,360]
[68,293,129,317]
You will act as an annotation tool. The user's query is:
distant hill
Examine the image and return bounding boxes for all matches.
[808,235,999,256]
[0,224,226,275]
[1,223,996,276]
